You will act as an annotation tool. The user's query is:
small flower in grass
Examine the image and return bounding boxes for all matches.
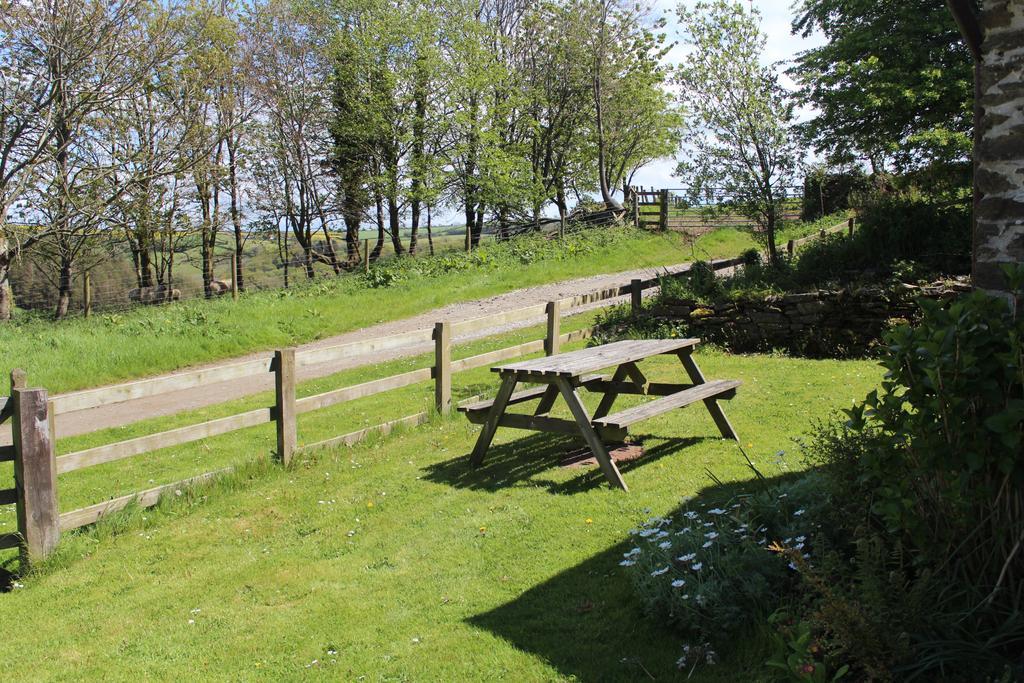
[658,541,672,550]
[800,663,815,675]
[585,518,592,525]
[638,528,657,538]
[677,552,696,562]
[702,541,713,549]
[623,547,641,558]
[651,566,670,577]
[707,507,726,515]
[691,562,703,571]
[619,559,636,567]
[788,562,798,571]
[793,509,805,516]
[684,511,699,520]
[366,501,374,509]
[704,531,719,540]
[479,526,486,533]
[671,579,686,588]
[702,522,714,528]
[795,535,806,543]
[794,542,805,550]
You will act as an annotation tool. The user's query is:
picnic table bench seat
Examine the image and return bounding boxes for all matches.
[458,374,607,421]
[592,378,740,441]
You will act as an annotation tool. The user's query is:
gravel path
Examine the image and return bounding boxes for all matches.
[2,261,694,445]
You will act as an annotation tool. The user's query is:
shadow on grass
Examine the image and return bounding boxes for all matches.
[466,473,797,681]
[422,428,715,494]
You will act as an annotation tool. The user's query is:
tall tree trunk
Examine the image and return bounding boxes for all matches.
[373,190,385,260]
[426,204,435,256]
[54,257,72,319]
[388,190,405,256]
[228,138,245,292]
[0,255,12,321]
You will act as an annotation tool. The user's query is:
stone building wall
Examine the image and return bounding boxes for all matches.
[974,0,1024,292]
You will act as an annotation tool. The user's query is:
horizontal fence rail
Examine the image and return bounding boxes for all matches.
[1,232,845,566]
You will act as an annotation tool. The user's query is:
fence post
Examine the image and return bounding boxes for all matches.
[231,252,239,301]
[848,217,855,236]
[819,229,827,239]
[787,239,795,258]
[11,383,59,565]
[83,272,92,318]
[273,348,296,466]
[630,279,643,318]
[363,239,370,273]
[434,321,451,414]
[545,301,561,356]
[659,189,669,231]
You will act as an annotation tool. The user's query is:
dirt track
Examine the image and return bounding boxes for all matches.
[1,261,696,445]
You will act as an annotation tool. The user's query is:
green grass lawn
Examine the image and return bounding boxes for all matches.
[0,331,881,680]
[0,221,843,396]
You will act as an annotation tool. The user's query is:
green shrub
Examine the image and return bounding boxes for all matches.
[621,473,828,649]
[797,276,1024,679]
[802,168,871,221]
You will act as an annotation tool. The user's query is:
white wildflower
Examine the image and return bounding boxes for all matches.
[677,552,697,562]
[793,509,806,516]
[691,562,703,571]
[707,508,726,515]
[651,566,670,577]
[658,541,672,550]
[671,579,686,588]
[704,531,719,540]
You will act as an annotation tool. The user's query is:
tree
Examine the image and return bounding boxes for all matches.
[249,0,341,280]
[0,0,61,319]
[674,0,802,265]
[789,0,973,173]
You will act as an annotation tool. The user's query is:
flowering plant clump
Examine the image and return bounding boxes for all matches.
[620,474,827,648]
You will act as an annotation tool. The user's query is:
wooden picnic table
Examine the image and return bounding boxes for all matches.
[459,339,741,491]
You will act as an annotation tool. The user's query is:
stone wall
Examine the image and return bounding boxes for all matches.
[974,1,1024,293]
[647,280,971,358]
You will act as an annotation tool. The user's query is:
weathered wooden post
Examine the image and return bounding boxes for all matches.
[82,272,92,318]
[434,321,451,414]
[230,253,239,301]
[363,239,370,273]
[545,301,561,356]
[787,239,795,258]
[819,229,827,239]
[273,349,296,466]
[659,189,670,231]
[10,371,59,564]
[631,279,643,318]
[848,216,855,236]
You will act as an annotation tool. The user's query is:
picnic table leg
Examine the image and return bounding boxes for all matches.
[555,377,628,491]
[469,374,518,466]
[533,385,559,415]
[677,351,739,441]
[593,362,648,420]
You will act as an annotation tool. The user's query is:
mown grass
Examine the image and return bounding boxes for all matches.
[0,222,837,396]
[0,325,880,680]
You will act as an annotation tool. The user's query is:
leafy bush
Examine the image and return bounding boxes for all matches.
[621,473,827,649]
[796,276,1024,679]
[802,168,871,221]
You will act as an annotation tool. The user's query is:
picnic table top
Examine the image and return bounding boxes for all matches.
[494,338,700,378]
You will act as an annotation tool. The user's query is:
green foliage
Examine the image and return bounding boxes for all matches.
[622,473,827,649]
[674,0,803,264]
[766,611,849,682]
[801,168,871,221]
[789,0,972,171]
[360,227,640,288]
[844,285,1024,582]
[791,280,1024,679]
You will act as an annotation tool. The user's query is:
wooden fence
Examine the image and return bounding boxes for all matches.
[629,187,804,232]
[0,255,752,566]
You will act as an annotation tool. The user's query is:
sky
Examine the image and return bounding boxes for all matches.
[630,0,825,191]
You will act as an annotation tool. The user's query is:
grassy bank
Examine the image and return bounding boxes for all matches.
[0,221,833,395]
[0,339,880,680]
